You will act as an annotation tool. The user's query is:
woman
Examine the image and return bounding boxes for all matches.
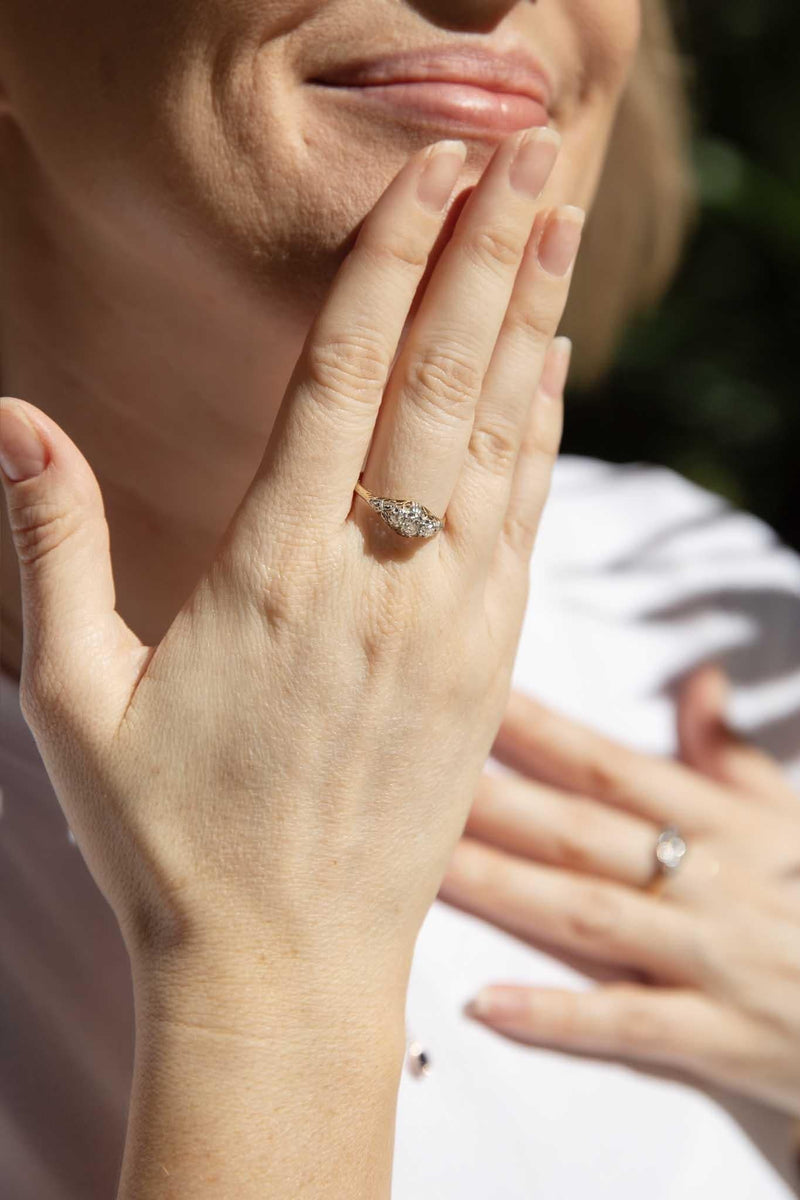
[1,1,799,1197]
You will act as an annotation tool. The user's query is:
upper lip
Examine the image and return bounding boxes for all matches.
[311,44,553,112]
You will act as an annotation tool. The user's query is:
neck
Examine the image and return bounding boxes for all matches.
[0,133,315,683]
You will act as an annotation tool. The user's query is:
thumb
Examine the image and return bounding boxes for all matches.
[0,396,143,727]
[677,660,792,803]
[677,661,730,769]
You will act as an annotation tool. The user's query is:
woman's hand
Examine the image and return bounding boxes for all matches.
[0,127,583,1195]
[439,664,800,1119]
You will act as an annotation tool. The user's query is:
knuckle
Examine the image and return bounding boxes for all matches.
[405,347,483,423]
[524,387,564,459]
[360,229,431,274]
[304,329,391,408]
[505,302,557,346]
[463,224,523,274]
[582,752,630,806]
[501,509,541,560]
[359,568,430,658]
[210,530,313,630]
[621,998,669,1050]
[550,815,597,874]
[18,661,70,729]
[565,883,622,947]
[8,497,81,568]
[467,418,520,476]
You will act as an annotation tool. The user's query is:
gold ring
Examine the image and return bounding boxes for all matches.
[354,478,445,539]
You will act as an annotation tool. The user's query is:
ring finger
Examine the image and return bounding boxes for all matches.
[466,770,729,901]
[466,771,659,888]
[440,837,705,983]
[446,201,585,570]
[359,125,560,524]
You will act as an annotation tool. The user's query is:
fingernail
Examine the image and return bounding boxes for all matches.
[464,987,528,1022]
[463,990,492,1019]
[417,140,467,212]
[537,205,586,276]
[0,400,47,483]
[539,336,573,398]
[508,125,561,199]
[708,662,730,704]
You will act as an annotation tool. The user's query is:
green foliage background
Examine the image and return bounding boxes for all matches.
[563,0,800,551]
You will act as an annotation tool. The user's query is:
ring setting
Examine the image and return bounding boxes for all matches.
[655,826,687,873]
[646,826,687,894]
[354,479,444,539]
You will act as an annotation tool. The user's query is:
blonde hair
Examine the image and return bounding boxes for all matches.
[563,0,698,386]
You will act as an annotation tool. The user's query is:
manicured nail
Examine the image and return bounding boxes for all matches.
[539,336,573,398]
[464,987,529,1022]
[417,140,467,212]
[538,205,586,276]
[508,125,561,199]
[0,400,47,483]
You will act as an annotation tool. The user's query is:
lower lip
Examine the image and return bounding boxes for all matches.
[313,81,550,135]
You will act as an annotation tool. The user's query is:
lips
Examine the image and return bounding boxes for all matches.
[310,45,554,136]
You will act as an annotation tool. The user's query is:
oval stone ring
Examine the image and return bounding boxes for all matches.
[354,478,445,539]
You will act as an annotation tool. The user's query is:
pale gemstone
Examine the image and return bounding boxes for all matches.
[656,830,686,870]
[368,494,441,537]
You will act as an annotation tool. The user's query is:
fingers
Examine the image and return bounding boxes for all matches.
[462,982,748,1079]
[359,126,560,524]
[678,663,799,809]
[445,200,582,570]
[484,336,569,628]
[0,397,143,733]
[225,138,468,556]
[491,688,737,831]
[440,838,704,983]
[464,769,657,888]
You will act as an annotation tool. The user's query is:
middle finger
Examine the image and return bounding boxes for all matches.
[360,125,560,521]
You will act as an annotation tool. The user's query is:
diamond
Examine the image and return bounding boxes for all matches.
[369,495,441,538]
[655,829,686,871]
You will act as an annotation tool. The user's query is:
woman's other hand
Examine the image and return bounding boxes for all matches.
[440,665,800,1120]
[0,127,582,1194]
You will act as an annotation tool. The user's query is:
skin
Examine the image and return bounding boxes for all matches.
[3,131,579,1196]
[441,663,800,1122]
[0,0,662,1195]
[0,0,640,672]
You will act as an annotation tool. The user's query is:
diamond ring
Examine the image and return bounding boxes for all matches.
[645,826,687,895]
[354,479,445,539]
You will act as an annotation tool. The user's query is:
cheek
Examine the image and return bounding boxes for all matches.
[0,2,327,280]
[586,0,642,89]
[552,0,641,206]
[579,0,642,53]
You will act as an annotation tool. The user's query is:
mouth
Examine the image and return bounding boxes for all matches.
[309,45,554,137]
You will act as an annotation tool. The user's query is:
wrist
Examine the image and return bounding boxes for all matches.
[130,933,410,1049]
[120,945,409,1199]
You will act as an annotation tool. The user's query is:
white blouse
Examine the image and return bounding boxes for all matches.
[2,454,800,1198]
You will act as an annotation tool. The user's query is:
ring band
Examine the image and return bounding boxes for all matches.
[645,826,687,895]
[354,479,445,539]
